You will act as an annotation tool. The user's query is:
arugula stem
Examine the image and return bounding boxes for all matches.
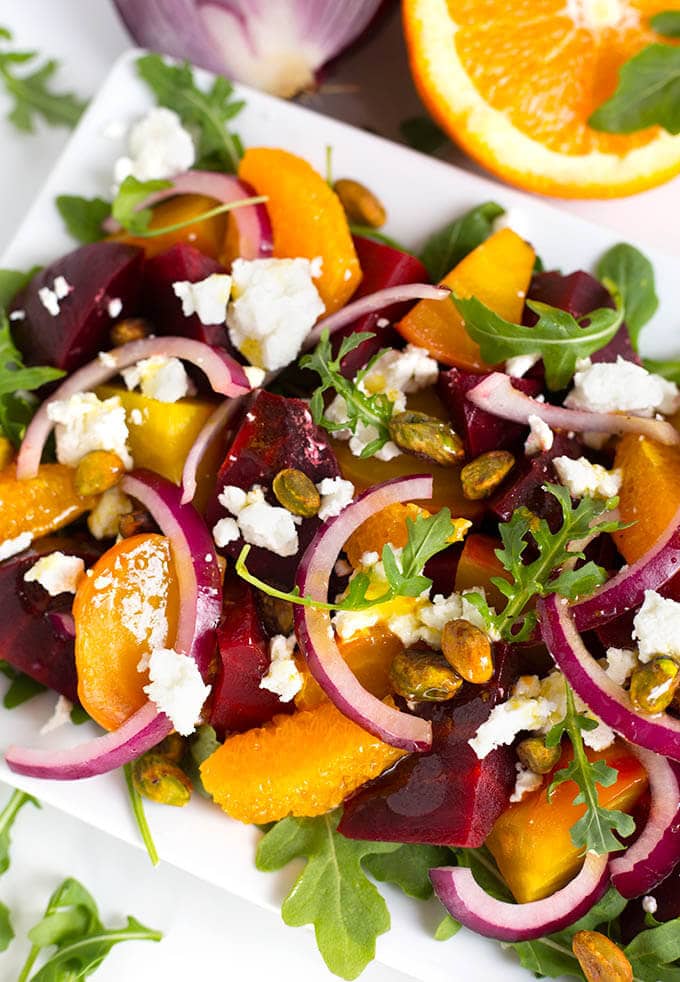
[123,764,159,867]
[0,788,38,835]
[561,684,607,844]
[138,195,267,239]
[16,941,40,982]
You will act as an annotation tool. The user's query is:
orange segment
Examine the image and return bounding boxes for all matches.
[73,533,179,731]
[397,229,535,370]
[110,193,226,259]
[345,503,430,568]
[200,699,406,823]
[238,147,362,314]
[614,434,680,562]
[403,0,680,197]
[1,463,93,542]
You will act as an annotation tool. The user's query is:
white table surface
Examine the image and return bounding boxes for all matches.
[0,2,678,980]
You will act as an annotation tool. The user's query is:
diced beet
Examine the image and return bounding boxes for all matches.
[208,391,340,589]
[619,855,679,943]
[142,243,231,347]
[12,242,144,372]
[490,433,581,527]
[424,545,461,597]
[208,577,293,738]
[437,367,542,457]
[338,644,518,847]
[594,610,636,651]
[0,535,103,701]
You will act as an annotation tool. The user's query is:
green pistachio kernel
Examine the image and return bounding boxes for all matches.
[517,735,562,775]
[132,753,193,807]
[272,468,321,518]
[389,648,463,702]
[460,450,515,500]
[388,411,464,466]
[630,656,680,715]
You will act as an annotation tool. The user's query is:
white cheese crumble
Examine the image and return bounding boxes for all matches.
[260,634,303,702]
[24,552,85,596]
[244,366,266,389]
[633,590,680,662]
[53,276,71,299]
[317,476,355,521]
[0,532,33,562]
[121,355,192,403]
[642,895,658,915]
[212,516,240,548]
[605,647,637,686]
[226,257,325,371]
[38,277,72,317]
[87,485,133,540]
[143,647,211,737]
[525,414,554,456]
[505,353,540,378]
[107,297,123,318]
[565,357,680,418]
[129,408,144,426]
[510,762,544,803]
[172,273,232,325]
[114,107,195,184]
[9,309,25,321]
[40,694,74,735]
[47,392,132,469]
[553,455,622,499]
[216,484,300,556]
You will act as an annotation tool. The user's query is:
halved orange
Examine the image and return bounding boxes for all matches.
[403,0,680,197]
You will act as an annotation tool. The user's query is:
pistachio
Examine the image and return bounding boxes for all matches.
[0,436,13,471]
[74,450,125,497]
[441,618,493,683]
[272,468,320,518]
[132,753,192,807]
[154,733,186,764]
[258,594,295,636]
[516,736,562,775]
[110,317,151,346]
[630,656,680,715]
[572,930,633,982]
[389,648,463,702]
[388,411,464,466]
[461,450,515,500]
[119,507,156,539]
[334,178,387,228]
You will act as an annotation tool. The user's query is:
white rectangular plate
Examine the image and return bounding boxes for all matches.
[2,49,679,982]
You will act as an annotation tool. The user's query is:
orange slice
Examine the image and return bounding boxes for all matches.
[614,433,680,562]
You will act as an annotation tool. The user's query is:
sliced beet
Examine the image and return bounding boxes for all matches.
[0,535,103,701]
[490,433,582,527]
[208,390,340,589]
[438,367,542,457]
[12,242,144,372]
[338,645,518,847]
[208,577,293,738]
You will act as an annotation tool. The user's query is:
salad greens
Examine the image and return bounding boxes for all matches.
[399,116,449,156]
[419,202,504,283]
[596,242,658,347]
[55,195,110,245]
[589,40,680,135]
[651,10,680,37]
[123,763,159,868]
[0,789,39,876]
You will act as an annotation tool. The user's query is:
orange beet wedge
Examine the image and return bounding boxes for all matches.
[614,434,680,563]
[0,463,93,542]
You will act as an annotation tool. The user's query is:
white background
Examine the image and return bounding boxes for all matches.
[0,2,678,981]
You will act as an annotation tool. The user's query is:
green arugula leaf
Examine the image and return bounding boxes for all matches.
[136,53,244,172]
[0,27,85,133]
[0,309,64,445]
[55,194,110,243]
[644,357,680,384]
[364,843,451,900]
[399,116,448,155]
[625,918,680,981]
[186,724,221,798]
[420,202,505,283]
[0,787,39,876]
[123,763,159,867]
[111,175,173,236]
[434,914,461,941]
[256,811,398,980]
[3,671,46,708]
[652,11,680,37]
[0,266,39,310]
[589,44,680,135]
[454,293,624,390]
[596,243,658,347]
[348,224,410,253]
[0,900,13,952]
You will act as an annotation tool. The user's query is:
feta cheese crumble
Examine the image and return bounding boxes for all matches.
[172,273,232,325]
[24,552,85,596]
[121,355,192,403]
[553,455,621,499]
[47,392,132,469]
[212,516,240,548]
[642,895,658,915]
[244,366,266,389]
[505,353,540,378]
[215,484,300,556]
[565,357,680,418]
[0,532,33,562]
[143,647,211,736]
[114,107,195,184]
[510,762,544,803]
[87,485,133,540]
[317,476,355,521]
[605,647,637,686]
[38,277,72,317]
[260,634,303,702]
[226,258,325,371]
[40,694,74,735]
[633,591,680,662]
[107,297,123,318]
[525,414,554,455]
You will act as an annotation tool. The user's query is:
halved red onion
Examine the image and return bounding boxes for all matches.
[180,396,244,505]
[609,745,680,898]
[430,852,609,941]
[573,503,680,632]
[294,475,434,752]
[17,336,250,480]
[539,593,680,761]
[467,373,680,446]
[6,470,222,780]
[103,170,273,260]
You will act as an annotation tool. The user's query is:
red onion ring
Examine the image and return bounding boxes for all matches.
[539,593,680,761]
[609,745,680,898]
[180,396,244,505]
[430,852,609,941]
[17,336,251,480]
[467,373,680,446]
[294,475,434,752]
[103,170,273,260]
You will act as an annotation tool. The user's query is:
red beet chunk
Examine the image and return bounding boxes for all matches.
[12,242,144,372]
[438,367,542,457]
[142,244,231,347]
[208,390,340,589]
[490,433,581,527]
[208,577,292,738]
[338,645,518,846]
[0,535,103,701]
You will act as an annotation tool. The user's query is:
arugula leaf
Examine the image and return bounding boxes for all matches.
[454,293,624,390]
[652,11,680,37]
[3,671,46,708]
[420,202,505,283]
[349,224,410,253]
[644,357,680,384]
[256,811,398,980]
[399,116,449,155]
[111,175,173,236]
[0,310,64,445]
[434,914,461,941]
[0,787,39,876]
[589,44,680,135]
[186,724,221,798]
[123,763,159,867]
[625,918,680,980]
[55,194,110,244]
[0,27,85,132]
[136,53,244,172]
[596,243,658,347]
[0,266,39,310]
[364,843,451,900]
[0,901,12,952]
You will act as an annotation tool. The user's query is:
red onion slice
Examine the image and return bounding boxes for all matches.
[573,504,680,632]
[539,593,680,761]
[467,373,680,446]
[17,336,250,480]
[430,852,609,941]
[609,745,680,898]
[294,475,434,752]
[103,170,273,260]
[180,396,244,505]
